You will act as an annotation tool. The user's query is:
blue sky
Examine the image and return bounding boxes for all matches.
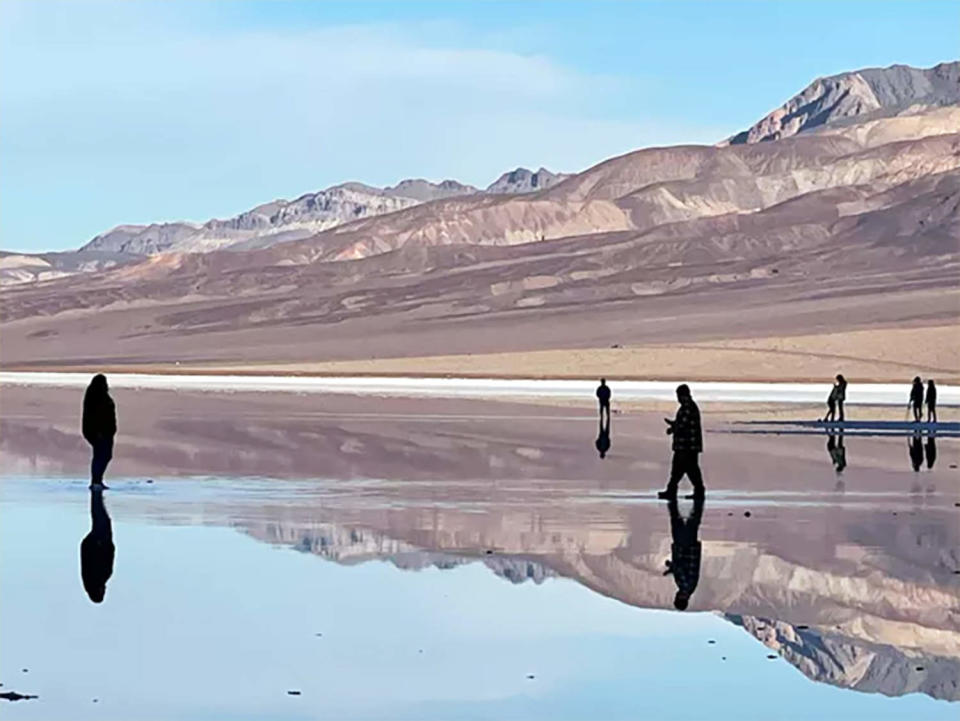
[1,1,957,252]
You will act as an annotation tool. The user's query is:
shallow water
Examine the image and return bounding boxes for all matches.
[1,390,958,720]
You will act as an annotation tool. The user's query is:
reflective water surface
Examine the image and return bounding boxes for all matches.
[0,388,958,720]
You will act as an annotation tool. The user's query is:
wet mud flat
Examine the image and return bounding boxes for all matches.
[0,387,958,720]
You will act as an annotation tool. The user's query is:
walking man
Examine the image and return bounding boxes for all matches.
[658,384,705,499]
[596,378,611,425]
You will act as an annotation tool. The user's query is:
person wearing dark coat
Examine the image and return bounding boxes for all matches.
[834,374,847,422]
[926,380,938,423]
[80,487,115,603]
[82,374,117,488]
[663,493,704,610]
[596,379,611,425]
[910,377,924,423]
[658,384,705,499]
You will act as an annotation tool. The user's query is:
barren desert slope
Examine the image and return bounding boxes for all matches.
[1,64,958,380]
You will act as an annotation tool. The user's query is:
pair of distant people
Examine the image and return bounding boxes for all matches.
[822,374,847,422]
[910,377,937,423]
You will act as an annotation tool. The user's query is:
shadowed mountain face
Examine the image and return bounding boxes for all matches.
[726,61,960,144]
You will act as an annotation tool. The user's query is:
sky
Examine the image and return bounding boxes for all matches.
[1,1,957,253]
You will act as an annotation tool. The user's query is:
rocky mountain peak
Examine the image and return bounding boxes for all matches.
[725,60,960,145]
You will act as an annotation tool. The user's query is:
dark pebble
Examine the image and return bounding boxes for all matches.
[727,512,733,516]
[146,479,154,484]
[721,656,727,661]
[526,675,535,680]
[797,625,809,630]
[707,640,716,644]
[93,699,98,703]
[766,654,777,659]
[418,649,423,654]
[485,550,493,555]
[893,512,897,516]
[916,666,924,672]
[315,633,322,637]
[287,690,301,696]
[744,511,751,518]
[20,669,27,673]
[950,464,957,469]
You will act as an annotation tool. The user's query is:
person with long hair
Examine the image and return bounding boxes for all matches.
[82,374,117,489]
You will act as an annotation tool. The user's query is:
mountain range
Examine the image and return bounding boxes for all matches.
[0,61,957,374]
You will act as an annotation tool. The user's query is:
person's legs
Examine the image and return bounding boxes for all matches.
[685,454,705,497]
[929,404,937,423]
[913,404,922,422]
[664,452,684,496]
[825,402,835,422]
[91,438,113,485]
[837,401,845,422]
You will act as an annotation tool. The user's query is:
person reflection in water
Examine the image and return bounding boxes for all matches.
[925,433,937,470]
[595,415,611,459]
[658,384,705,499]
[596,378,611,426]
[663,494,704,611]
[827,430,846,473]
[909,432,924,472]
[82,374,117,489]
[80,488,115,604]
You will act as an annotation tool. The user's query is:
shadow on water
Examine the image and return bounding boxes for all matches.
[80,488,115,604]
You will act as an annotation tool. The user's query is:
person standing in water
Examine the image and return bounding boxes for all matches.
[910,377,924,423]
[658,384,705,499]
[596,379,611,426]
[80,487,115,603]
[926,379,938,423]
[823,384,838,422]
[834,374,848,422]
[82,374,117,489]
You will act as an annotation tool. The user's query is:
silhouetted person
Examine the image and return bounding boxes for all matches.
[834,374,847,422]
[80,488,115,603]
[663,494,704,610]
[595,415,611,459]
[909,432,924,472]
[658,384,704,499]
[823,385,838,422]
[596,379,611,425]
[827,430,846,473]
[925,434,937,470]
[82,374,116,489]
[926,380,938,423]
[909,376,925,423]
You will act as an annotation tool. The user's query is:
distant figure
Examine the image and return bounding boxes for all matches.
[663,494,704,610]
[827,430,846,473]
[925,434,937,470]
[926,380,938,423]
[595,415,611,459]
[909,432,924,472]
[82,374,116,489]
[80,488,115,603]
[658,384,705,499]
[823,384,838,423]
[834,374,847,422]
[910,377,924,423]
[596,379,611,425]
